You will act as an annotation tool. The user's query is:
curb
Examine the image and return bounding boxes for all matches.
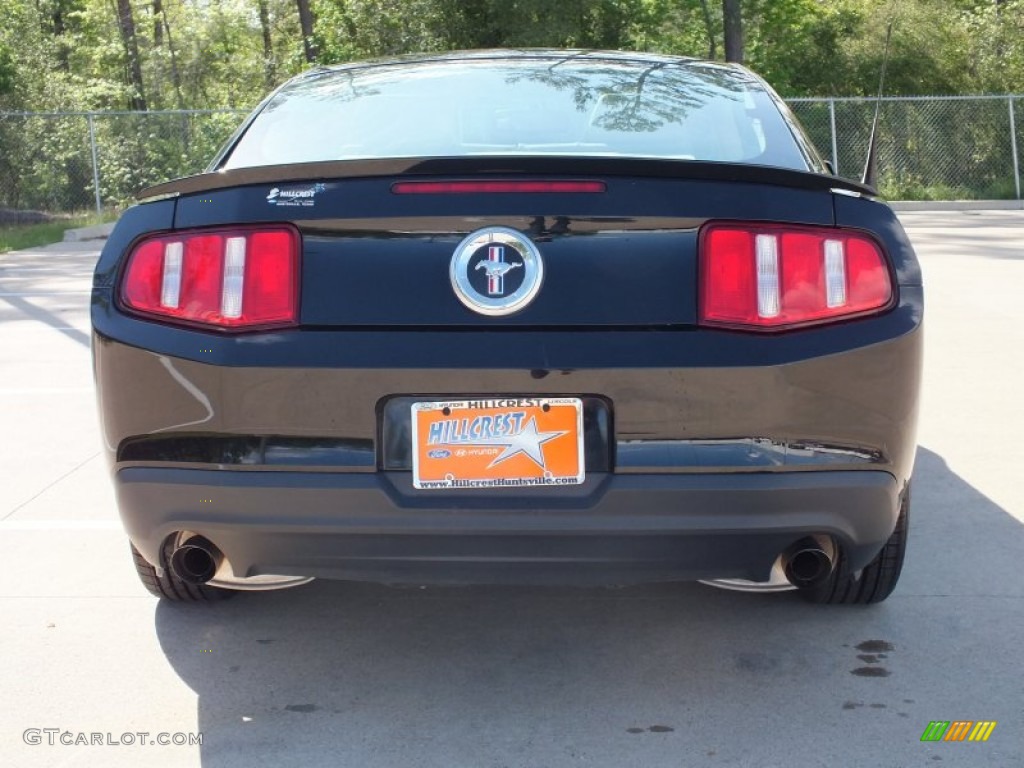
[63,222,115,242]
[889,200,1024,212]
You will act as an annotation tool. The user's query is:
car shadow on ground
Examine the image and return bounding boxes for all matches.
[154,446,1023,768]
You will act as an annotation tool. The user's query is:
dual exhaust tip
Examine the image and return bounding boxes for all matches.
[169,536,223,585]
[781,536,835,588]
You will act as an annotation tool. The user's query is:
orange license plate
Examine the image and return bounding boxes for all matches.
[412,398,585,490]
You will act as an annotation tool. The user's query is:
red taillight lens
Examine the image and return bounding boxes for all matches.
[699,224,892,330]
[121,226,299,330]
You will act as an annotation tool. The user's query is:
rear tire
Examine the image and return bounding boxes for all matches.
[799,485,910,605]
[130,540,235,602]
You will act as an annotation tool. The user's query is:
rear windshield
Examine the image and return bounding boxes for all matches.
[222,57,815,171]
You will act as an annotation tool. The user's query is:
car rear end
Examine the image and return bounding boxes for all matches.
[91,52,922,601]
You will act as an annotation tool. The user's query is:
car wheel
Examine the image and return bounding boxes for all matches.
[799,486,910,605]
[130,540,235,602]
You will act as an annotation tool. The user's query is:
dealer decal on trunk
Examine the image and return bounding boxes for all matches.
[266,183,326,207]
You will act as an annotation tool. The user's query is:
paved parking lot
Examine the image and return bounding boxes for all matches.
[1,211,1022,768]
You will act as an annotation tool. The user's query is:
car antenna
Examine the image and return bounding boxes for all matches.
[862,20,895,188]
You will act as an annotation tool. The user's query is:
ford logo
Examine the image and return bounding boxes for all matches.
[428,449,451,459]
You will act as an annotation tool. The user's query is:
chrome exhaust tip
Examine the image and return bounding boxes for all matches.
[169,536,223,585]
[781,536,835,588]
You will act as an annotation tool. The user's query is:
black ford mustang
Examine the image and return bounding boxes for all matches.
[91,50,922,604]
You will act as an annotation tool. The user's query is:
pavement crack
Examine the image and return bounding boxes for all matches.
[1,452,100,521]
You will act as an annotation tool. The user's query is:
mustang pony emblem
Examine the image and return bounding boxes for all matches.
[449,227,544,316]
[475,246,523,295]
[475,260,522,277]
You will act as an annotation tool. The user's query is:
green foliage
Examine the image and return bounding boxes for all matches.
[0,214,109,254]
[961,0,1024,93]
[0,0,1021,113]
[91,111,246,202]
[789,95,1022,201]
[1,0,1023,210]
[0,110,245,211]
[0,44,15,96]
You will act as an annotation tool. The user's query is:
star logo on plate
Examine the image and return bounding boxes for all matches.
[486,416,567,469]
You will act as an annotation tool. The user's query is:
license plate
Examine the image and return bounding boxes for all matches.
[411,397,585,490]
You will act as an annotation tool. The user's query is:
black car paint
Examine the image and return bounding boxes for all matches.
[113,466,899,584]
[91,57,922,589]
[93,166,922,478]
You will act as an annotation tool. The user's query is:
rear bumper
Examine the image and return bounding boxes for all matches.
[118,467,899,585]
[96,285,921,586]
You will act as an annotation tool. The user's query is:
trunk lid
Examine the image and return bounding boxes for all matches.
[158,158,848,327]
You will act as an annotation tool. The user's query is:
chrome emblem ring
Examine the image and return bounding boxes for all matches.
[450,226,544,316]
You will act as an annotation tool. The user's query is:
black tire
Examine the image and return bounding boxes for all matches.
[799,486,910,605]
[130,539,235,602]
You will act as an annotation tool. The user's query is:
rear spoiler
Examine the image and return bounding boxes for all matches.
[137,156,876,202]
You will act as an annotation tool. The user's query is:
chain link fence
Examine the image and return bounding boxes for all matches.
[0,110,244,220]
[789,95,1023,201]
[1,96,1022,219]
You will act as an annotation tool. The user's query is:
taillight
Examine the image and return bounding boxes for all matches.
[120,226,299,330]
[699,224,892,330]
